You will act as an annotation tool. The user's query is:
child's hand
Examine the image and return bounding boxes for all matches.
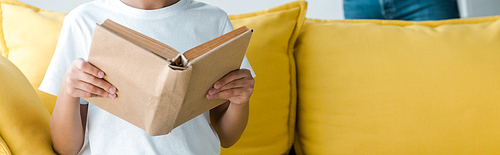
[63,58,116,99]
[207,69,254,104]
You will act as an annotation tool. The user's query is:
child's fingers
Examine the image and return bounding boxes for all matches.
[73,58,105,78]
[208,79,248,95]
[207,88,251,104]
[67,87,100,98]
[77,70,116,95]
[75,81,111,98]
[214,69,250,89]
[208,69,254,103]
[208,88,243,99]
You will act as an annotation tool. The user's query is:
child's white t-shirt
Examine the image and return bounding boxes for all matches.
[39,0,254,154]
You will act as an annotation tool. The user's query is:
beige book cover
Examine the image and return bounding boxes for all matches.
[83,19,253,136]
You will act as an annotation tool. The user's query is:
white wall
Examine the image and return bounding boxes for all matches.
[458,0,500,18]
[196,0,344,20]
[18,0,345,20]
[16,0,500,20]
[18,0,93,13]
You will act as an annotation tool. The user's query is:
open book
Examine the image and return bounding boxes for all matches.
[83,19,253,136]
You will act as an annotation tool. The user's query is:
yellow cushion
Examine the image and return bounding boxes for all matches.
[223,1,306,154]
[0,0,38,56]
[0,1,65,114]
[0,136,12,155]
[0,54,55,154]
[295,16,500,154]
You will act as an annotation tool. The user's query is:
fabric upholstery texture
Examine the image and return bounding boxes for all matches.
[223,1,306,154]
[294,16,500,154]
[0,1,58,154]
[4,0,500,154]
[0,0,36,55]
[0,54,55,154]
[0,1,65,114]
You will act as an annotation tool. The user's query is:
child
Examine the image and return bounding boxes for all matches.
[39,0,255,154]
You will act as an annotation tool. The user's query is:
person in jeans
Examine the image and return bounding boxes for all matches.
[344,0,460,21]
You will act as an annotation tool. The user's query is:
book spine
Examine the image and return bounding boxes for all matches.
[145,66,193,136]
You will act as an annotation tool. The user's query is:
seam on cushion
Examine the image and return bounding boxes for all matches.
[0,3,8,58]
[230,1,307,154]
[287,1,307,155]
[0,136,12,155]
[0,0,45,58]
[294,131,304,155]
[291,18,306,155]
[287,51,297,155]
[285,1,307,154]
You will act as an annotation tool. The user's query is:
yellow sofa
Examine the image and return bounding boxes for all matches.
[2,0,500,154]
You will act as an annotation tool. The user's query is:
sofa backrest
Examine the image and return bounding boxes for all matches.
[294,16,500,154]
[0,0,65,115]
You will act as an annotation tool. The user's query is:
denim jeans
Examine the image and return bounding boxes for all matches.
[344,0,460,21]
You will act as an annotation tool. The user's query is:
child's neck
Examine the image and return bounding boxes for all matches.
[120,0,180,10]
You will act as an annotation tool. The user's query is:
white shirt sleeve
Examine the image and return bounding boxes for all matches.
[221,16,256,78]
[39,17,90,104]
